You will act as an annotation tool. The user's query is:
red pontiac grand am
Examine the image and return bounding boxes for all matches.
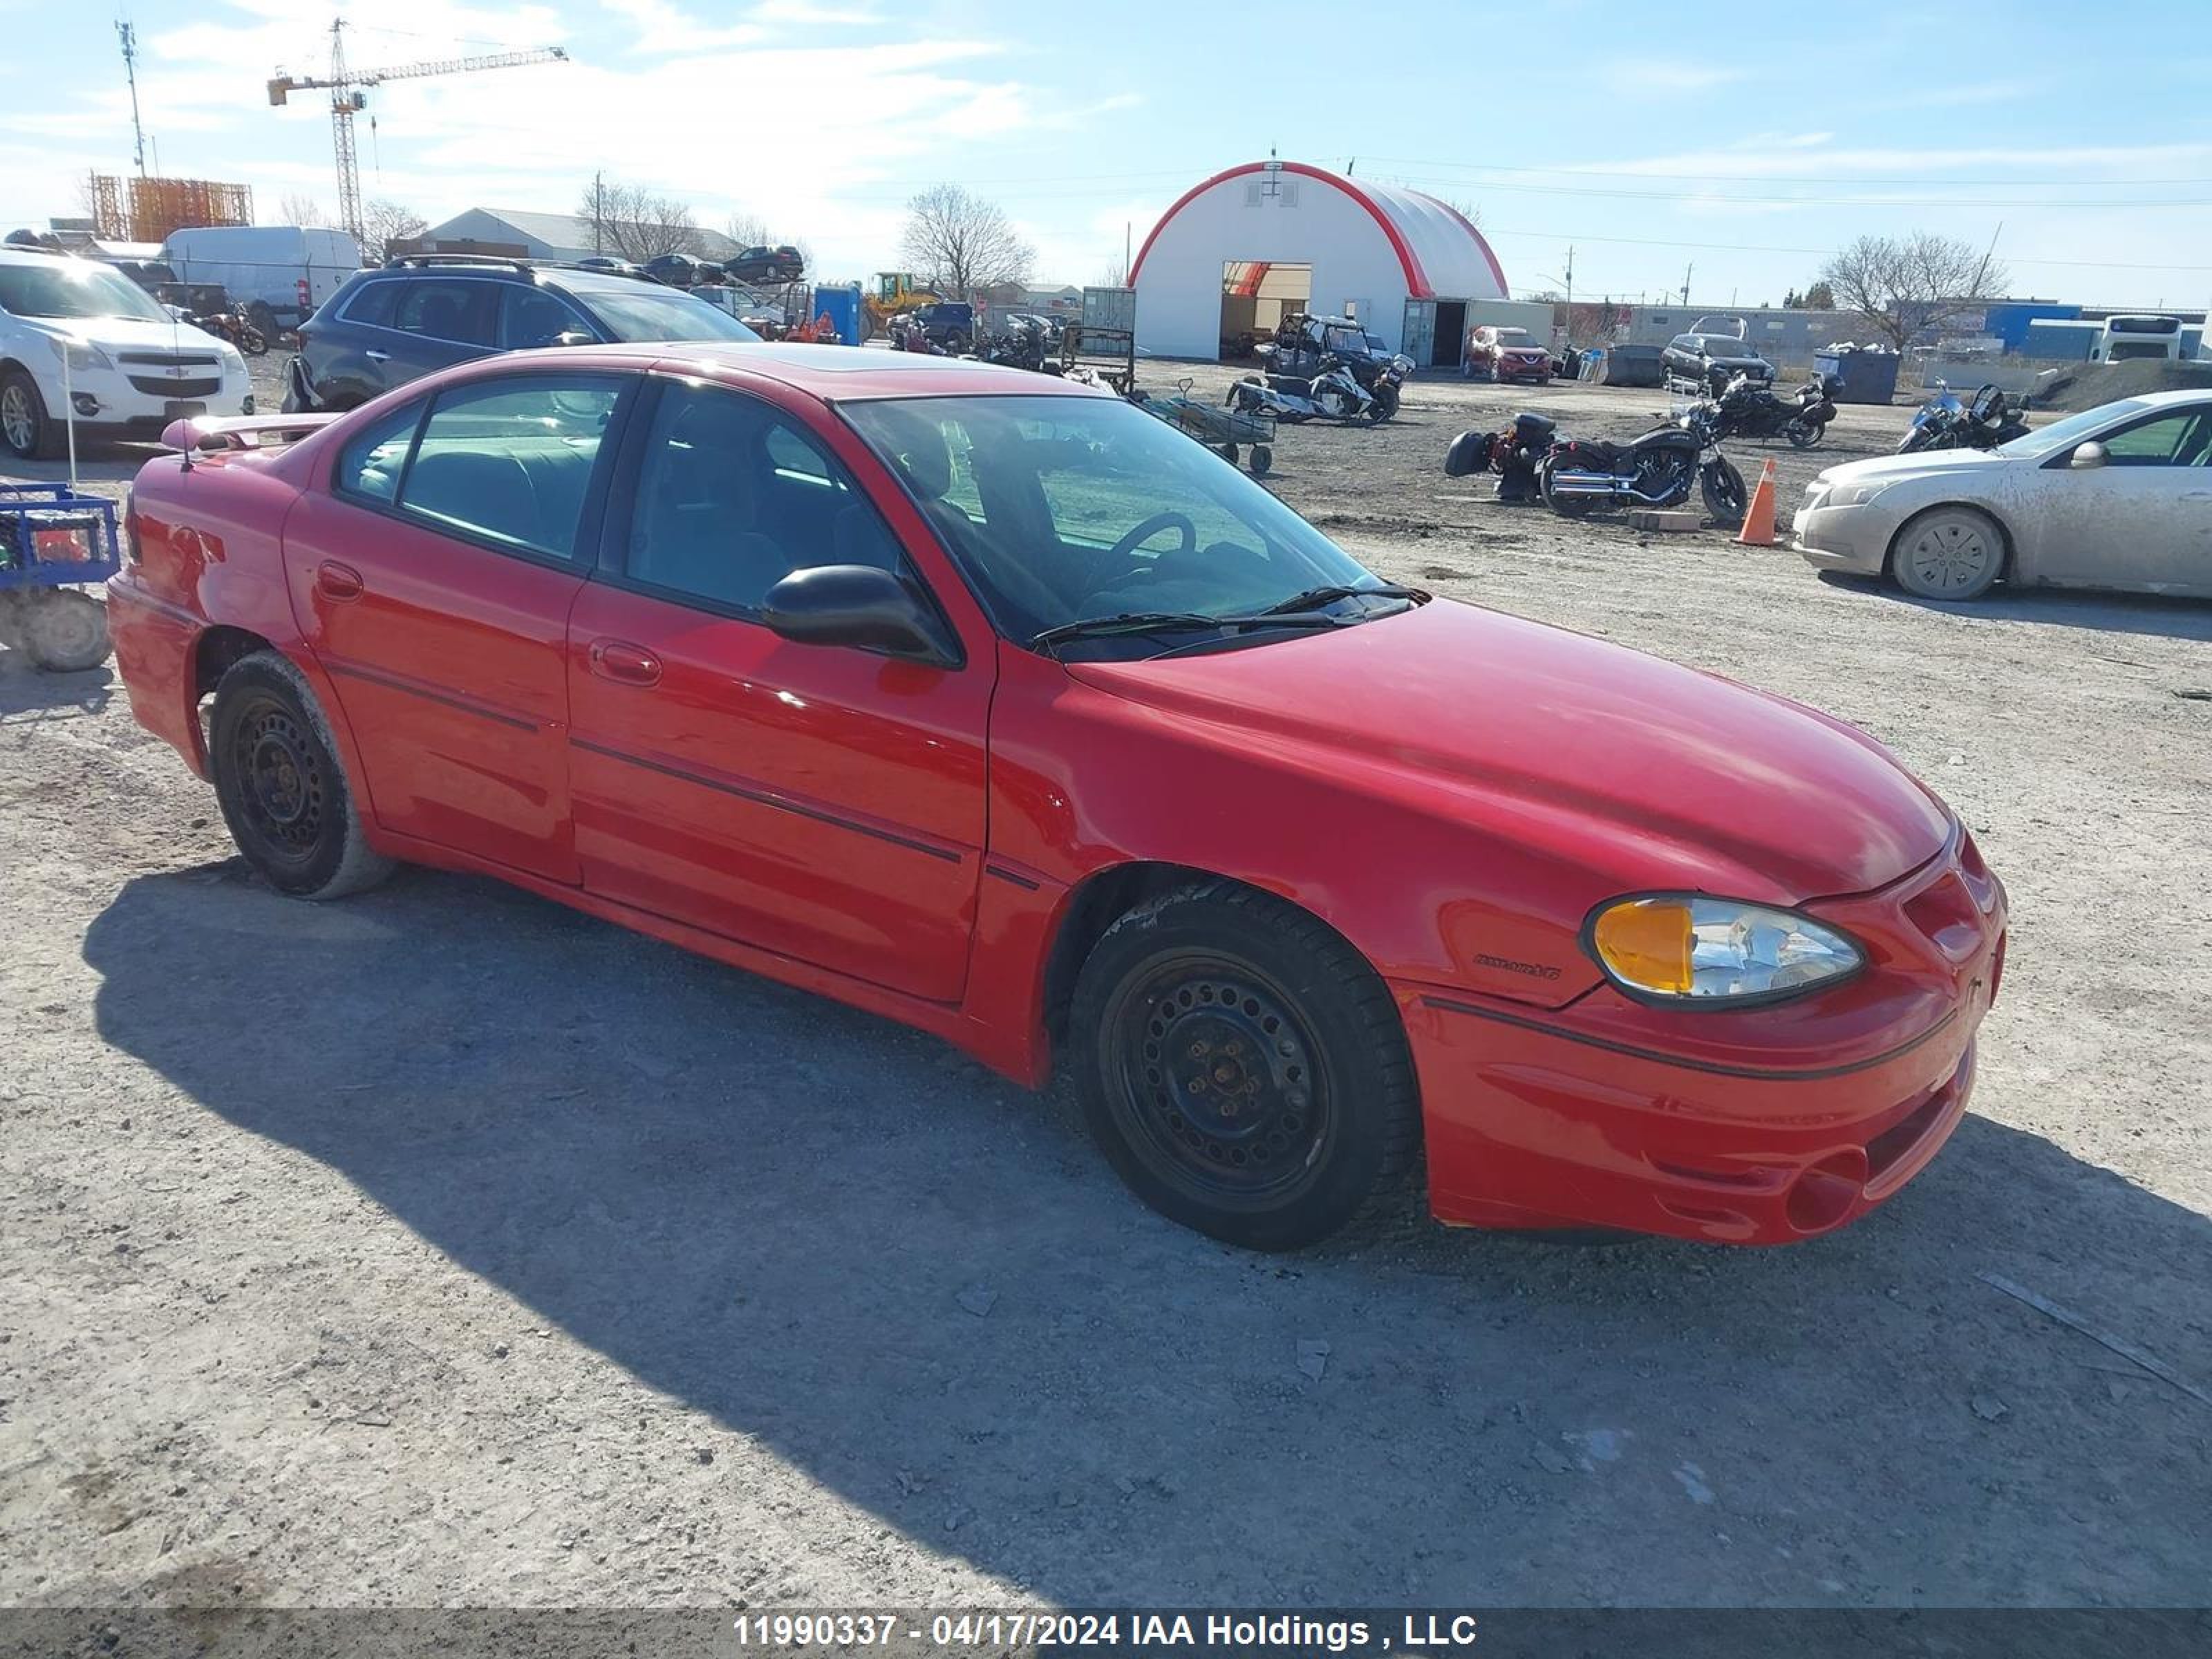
[110,344,2006,1251]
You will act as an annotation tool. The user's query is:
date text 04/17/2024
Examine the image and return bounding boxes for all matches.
[728,1613,1484,1651]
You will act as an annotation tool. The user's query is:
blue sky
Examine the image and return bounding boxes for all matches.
[4,0,2209,310]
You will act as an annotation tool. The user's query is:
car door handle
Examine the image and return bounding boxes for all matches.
[315,561,364,601]
[588,639,662,688]
[364,350,391,362]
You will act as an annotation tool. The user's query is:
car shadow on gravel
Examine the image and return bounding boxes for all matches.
[84,863,2212,1605]
[0,658,114,718]
[1819,574,2212,642]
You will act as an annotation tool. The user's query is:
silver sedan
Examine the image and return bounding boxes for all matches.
[1792,389,2212,600]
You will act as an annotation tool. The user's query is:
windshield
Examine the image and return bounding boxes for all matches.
[1996,397,2153,459]
[843,393,1398,654]
[573,284,762,343]
[0,259,169,323]
[1322,326,1369,355]
[1494,329,1534,346]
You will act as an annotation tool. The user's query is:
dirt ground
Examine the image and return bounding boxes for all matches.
[2,356,2209,1616]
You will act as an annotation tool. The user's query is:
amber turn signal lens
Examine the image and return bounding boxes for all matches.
[1591,899,1694,995]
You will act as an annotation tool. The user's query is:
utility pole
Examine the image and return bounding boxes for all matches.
[116,20,147,176]
[594,171,605,254]
[1681,263,1693,306]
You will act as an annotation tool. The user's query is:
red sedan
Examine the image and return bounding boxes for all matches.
[109,345,2005,1250]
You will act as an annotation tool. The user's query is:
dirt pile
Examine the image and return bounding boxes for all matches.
[2032,358,2212,410]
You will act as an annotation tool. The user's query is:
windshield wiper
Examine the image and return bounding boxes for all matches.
[1255,582,1430,617]
[1029,610,1342,653]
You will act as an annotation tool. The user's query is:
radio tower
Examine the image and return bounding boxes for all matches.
[116,19,149,176]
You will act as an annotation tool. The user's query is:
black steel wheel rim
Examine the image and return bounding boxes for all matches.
[229,695,328,867]
[1105,950,1331,1203]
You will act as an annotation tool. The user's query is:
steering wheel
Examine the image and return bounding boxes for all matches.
[1080,511,1198,601]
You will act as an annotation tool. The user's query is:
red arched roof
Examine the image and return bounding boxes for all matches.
[1127,161,1508,301]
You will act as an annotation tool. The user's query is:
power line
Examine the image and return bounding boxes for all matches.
[1352,155,2212,189]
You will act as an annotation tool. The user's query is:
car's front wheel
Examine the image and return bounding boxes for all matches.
[1070,881,1420,1251]
[0,367,63,460]
[1891,505,2005,601]
[209,651,393,899]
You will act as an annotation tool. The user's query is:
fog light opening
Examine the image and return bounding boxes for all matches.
[1787,1152,1868,1234]
[72,393,100,417]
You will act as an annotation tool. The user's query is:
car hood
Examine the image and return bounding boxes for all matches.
[1067,599,1950,903]
[1814,448,2008,488]
[15,314,231,355]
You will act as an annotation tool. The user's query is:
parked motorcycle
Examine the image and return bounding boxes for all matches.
[1538,403,1747,525]
[1897,383,2029,454]
[187,303,269,357]
[1707,371,1834,449]
[1227,356,1391,424]
[1444,412,1557,503]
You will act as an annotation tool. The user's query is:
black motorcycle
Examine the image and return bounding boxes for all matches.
[973,318,1058,374]
[1253,340,1403,420]
[1897,383,2029,454]
[1228,355,1389,424]
[1537,404,1747,525]
[1708,371,1833,449]
[1444,412,1557,503]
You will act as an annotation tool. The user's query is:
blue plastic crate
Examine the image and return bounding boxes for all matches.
[0,483,122,592]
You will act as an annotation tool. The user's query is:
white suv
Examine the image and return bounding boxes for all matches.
[0,246,252,460]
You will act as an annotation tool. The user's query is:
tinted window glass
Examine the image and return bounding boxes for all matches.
[332,399,422,503]
[626,384,903,612]
[501,284,593,350]
[397,375,623,559]
[390,279,497,346]
[342,280,401,328]
[569,283,762,343]
[2101,412,2210,466]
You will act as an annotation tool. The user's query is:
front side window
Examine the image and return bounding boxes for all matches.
[571,283,762,344]
[332,399,424,503]
[845,393,1391,650]
[624,383,904,612]
[501,284,595,350]
[395,375,624,559]
[2099,412,2212,467]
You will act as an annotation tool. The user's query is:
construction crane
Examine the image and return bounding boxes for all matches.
[268,19,567,251]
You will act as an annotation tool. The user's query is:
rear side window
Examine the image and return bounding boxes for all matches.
[389,280,497,346]
[396,374,624,559]
[341,280,401,328]
[331,399,423,503]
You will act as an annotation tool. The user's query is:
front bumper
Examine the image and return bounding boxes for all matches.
[1791,495,1895,576]
[1497,357,1551,382]
[1394,828,2007,1245]
[47,362,253,435]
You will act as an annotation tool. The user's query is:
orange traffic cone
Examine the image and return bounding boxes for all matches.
[1736,458,1779,546]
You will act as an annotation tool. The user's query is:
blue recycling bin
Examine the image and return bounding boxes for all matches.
[1815,347,1901,404]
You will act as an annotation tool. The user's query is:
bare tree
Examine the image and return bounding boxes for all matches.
[577,178,703,261]
[361,198,427,265]
[1098,256,1128,288]
[280,193,330,228]
[1819,233,2009,350]
[899,184,1033,298]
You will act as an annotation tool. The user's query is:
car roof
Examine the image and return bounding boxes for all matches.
[458,340,1109,403]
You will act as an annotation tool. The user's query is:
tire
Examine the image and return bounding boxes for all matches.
[1537,455,1597,517]
[20,589,111,672]
[1369,382,1400,422]
[1890,505,2005,601]
[238,326,269,357]
[1784,416,1821,449]
[1217,442,1239,465]
[1701,459,1747,527]
[0,366,63,461]
[208,651,394,900]
[1069,881,1420,1251]
[1248,444,1273,476]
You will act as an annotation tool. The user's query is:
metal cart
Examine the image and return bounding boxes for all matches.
[0,482,120,672]
[1131,379,1277,476]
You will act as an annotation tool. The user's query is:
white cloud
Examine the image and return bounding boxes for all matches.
[601,0,767,54]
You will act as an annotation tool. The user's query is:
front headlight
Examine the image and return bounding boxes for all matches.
[1826,481,1891,508]
[1586,895,1864,1004]
[47,337,113,373]
[221,346,247,375]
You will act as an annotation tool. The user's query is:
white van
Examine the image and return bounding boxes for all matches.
[160,226,363,333]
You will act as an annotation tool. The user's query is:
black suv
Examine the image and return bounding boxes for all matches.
[1661,330,1775,395]
[726,244,805,285]
[892,301,975,353]
[283,257,762,411]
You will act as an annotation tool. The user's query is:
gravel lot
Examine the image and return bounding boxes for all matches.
[2,356,2209,1615]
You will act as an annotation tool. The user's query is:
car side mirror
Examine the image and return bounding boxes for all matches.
[2069,441,2108,470]
[761,565,956,664]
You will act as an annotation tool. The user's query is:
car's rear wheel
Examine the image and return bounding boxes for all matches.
[209,651,393,899]
[0,367,63,460]
[1891,505,2005,601]
[1070,882,1419,1251]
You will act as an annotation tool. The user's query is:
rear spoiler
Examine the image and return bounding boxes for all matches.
[161,412,341,453]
